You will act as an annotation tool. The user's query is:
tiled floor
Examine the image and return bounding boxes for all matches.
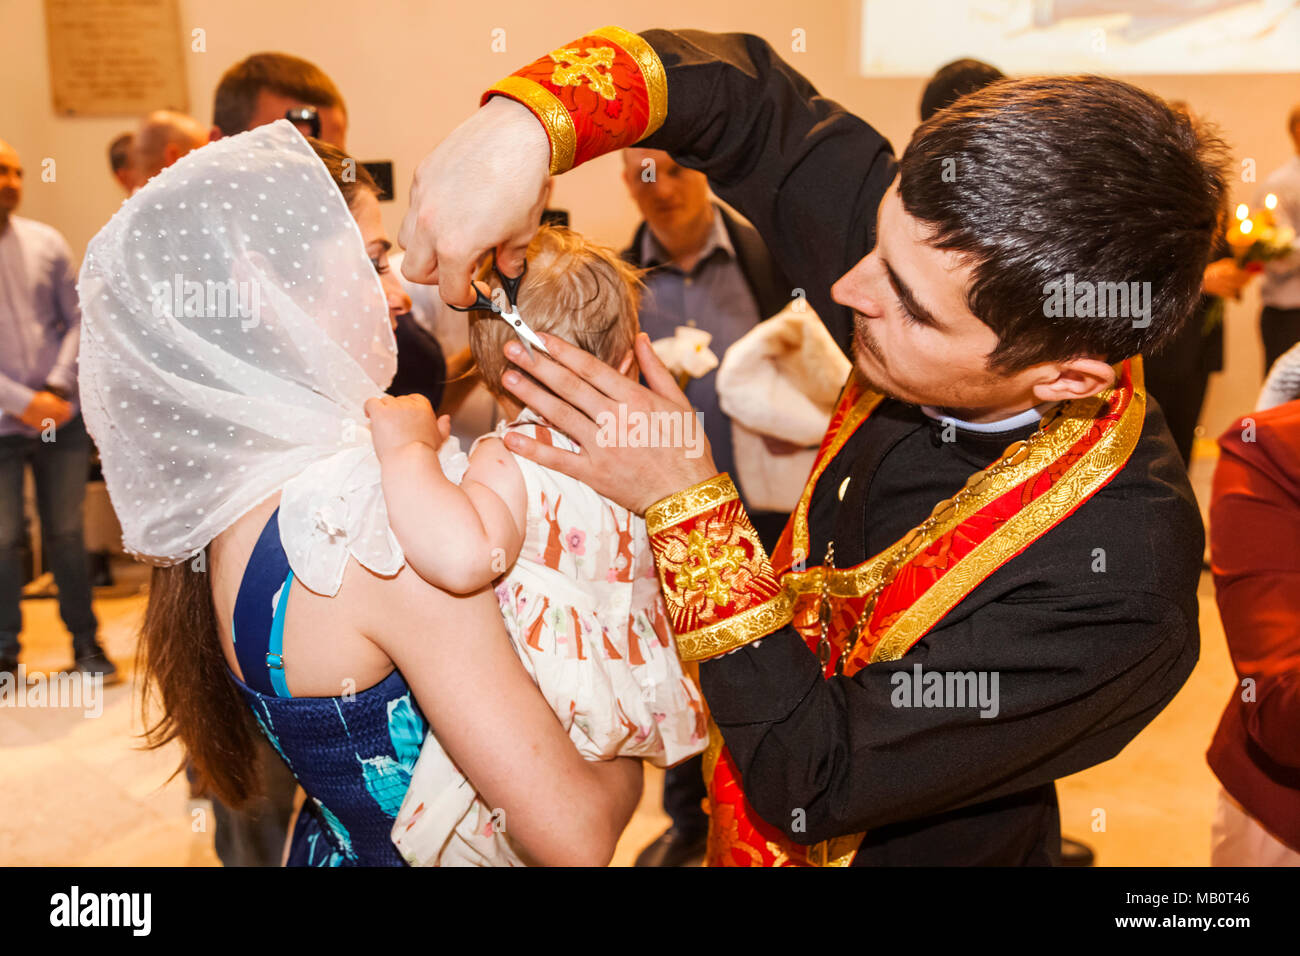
[0,560,220,867]
[0,448,1236,867]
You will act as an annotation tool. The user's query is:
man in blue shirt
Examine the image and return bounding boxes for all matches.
[621,146,796,866]
[0,139,115,680]
[621,147,801,550]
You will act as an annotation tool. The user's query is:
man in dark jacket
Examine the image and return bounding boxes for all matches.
[402,27,1223,865]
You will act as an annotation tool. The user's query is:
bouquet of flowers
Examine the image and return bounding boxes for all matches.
[1203,194,1295,333]
[1226,194,1295,270]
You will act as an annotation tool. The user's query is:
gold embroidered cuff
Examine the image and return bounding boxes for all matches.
[648,473,790,661]
[646,473,739,535]
[589,26,667,138]
[480,26,668,176]
[674,590,793,661]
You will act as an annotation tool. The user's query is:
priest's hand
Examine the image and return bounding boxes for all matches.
[499,332,719,515]
[399,97,551,307]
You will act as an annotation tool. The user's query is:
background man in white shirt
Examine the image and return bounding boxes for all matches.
[0,138,115,681]
[1257,105,1300,372]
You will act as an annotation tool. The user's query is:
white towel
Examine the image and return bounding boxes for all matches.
[716,303,851,512]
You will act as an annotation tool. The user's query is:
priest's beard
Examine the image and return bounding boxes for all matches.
[851,314,911,406]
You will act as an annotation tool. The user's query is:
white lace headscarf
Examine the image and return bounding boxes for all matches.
[78,120,452,596]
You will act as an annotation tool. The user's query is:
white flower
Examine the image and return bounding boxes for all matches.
[313,497,347,538]
[651,326,719,380]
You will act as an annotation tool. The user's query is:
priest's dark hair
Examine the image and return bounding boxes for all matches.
[899,76,1229,373]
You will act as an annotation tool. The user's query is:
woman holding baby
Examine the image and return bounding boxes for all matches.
[79,122,704,866]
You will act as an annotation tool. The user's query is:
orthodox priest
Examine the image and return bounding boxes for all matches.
[399,28,1226,865]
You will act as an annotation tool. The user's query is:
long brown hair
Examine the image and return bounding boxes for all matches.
[138,560,262,806]
[137,137,380,807]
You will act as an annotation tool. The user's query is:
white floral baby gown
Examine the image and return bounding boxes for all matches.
[391,408,707,866]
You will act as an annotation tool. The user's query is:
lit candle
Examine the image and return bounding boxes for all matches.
[1264,193,1278,210]
[1235,203,1250,220]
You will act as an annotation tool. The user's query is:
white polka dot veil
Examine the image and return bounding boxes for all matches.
[77,120,436,596]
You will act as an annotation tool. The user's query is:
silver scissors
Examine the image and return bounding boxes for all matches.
[447,255,550,358]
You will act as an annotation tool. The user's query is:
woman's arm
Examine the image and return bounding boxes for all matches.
[380,438,526,592]
[350,560,642,865]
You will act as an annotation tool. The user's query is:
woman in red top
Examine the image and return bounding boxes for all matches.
[1208,396,1300,865]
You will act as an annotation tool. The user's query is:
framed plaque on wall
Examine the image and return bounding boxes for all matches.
[44,0,188,116]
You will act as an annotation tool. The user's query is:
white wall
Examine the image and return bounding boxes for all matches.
[3,0,1295,434]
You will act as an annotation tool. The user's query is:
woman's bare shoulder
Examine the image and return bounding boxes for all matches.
[341,554,494,647]
[209,494,399,694]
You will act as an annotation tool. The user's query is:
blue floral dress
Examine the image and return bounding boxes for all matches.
[228,508,425,866]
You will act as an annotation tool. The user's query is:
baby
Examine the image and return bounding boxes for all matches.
[370,225,706,866]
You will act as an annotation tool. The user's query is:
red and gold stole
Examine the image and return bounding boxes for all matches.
[699,358,1147,866]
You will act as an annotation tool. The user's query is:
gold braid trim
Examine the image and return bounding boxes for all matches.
[646,473,738,535]
[591,25,668,140]
[674,588,794,662]
[807,833,864,867]
[781,385,1112,606]
[869,367,1145,663]
[484,75,577,175]
[789,381,883,562]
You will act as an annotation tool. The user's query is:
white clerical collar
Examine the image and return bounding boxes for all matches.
[919,403,1051,433]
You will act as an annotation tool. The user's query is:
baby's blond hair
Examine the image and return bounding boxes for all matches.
[469,224,643,398]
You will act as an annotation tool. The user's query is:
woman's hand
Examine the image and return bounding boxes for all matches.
[364,394,449,460]
[498,331,720,514]
[1203,257,1253,299]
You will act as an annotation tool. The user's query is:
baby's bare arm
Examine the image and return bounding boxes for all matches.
[380,437,526,593]
[367,394,526,592]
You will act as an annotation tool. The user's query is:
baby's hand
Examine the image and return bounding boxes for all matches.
[364,394,451,459]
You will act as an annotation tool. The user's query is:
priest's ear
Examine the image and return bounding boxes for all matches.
[1030,356,1116,404]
